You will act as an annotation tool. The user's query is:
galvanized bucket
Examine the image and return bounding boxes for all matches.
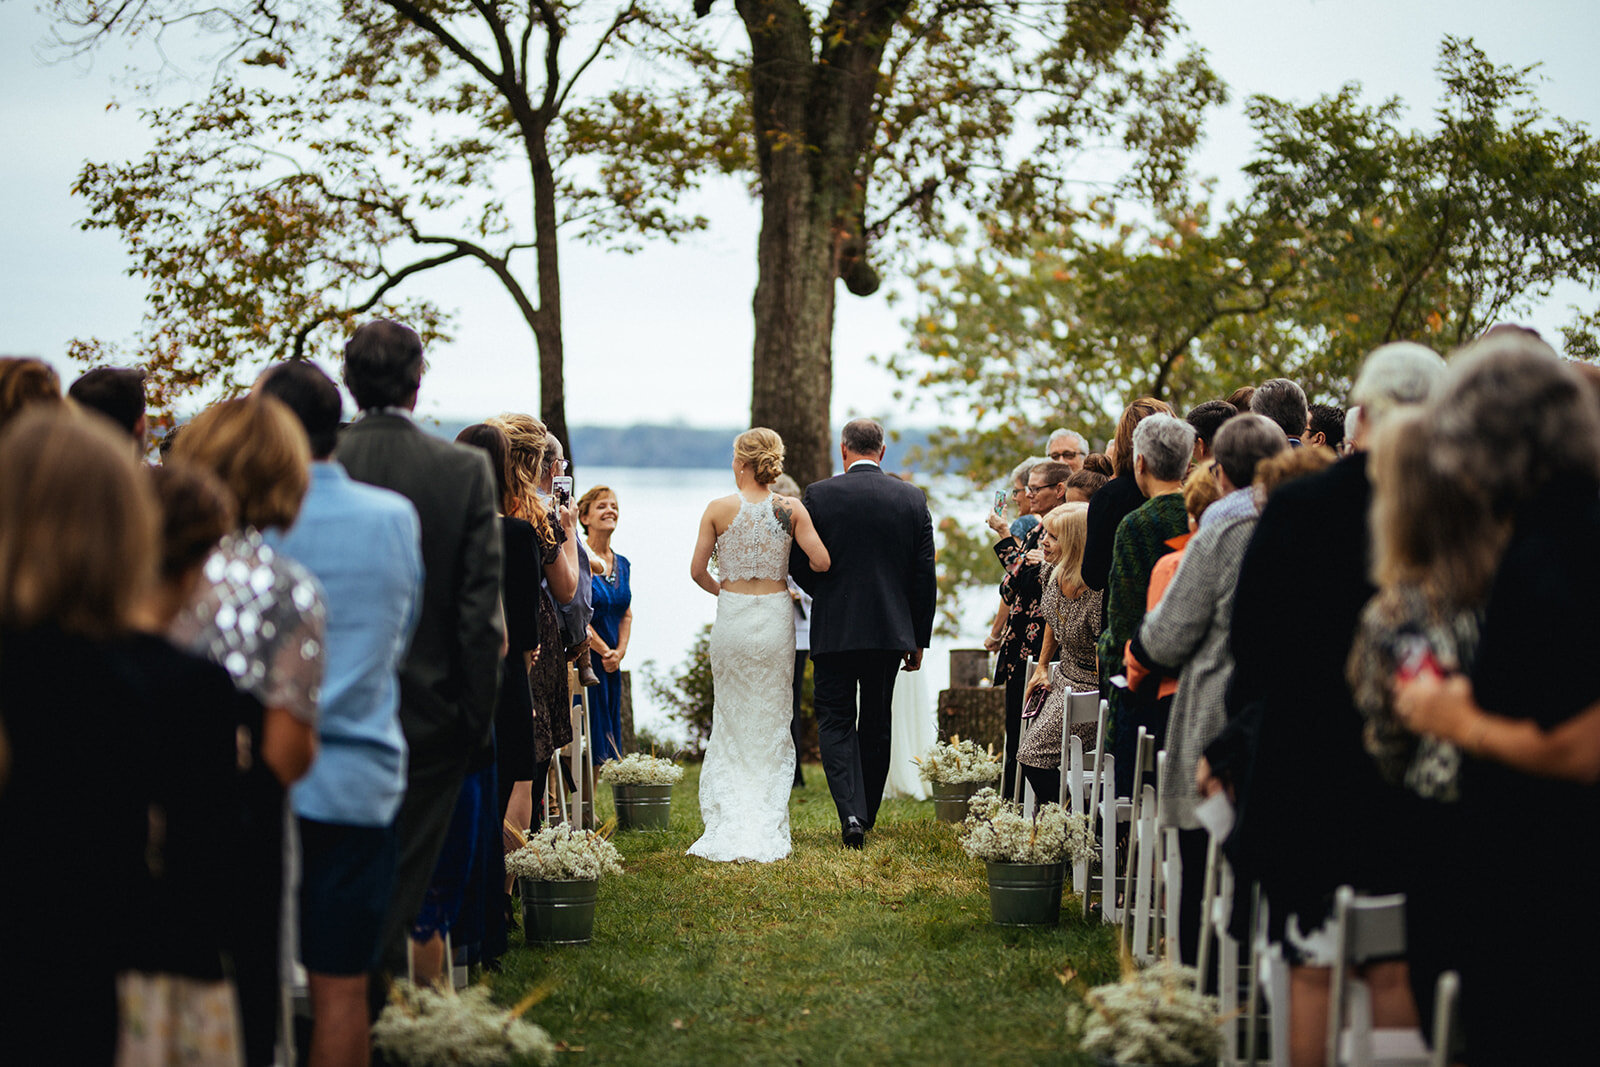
[931,780,984,822]
[985,860,1063,926]
[612,783,673,831]
[520,876,598,944]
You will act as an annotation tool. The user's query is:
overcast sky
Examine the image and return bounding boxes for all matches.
[4,0,1597,427]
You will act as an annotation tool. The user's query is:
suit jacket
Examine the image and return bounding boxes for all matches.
[790,463,936,655]
[336,413,504,770]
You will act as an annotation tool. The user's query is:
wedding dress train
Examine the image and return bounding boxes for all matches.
[687,496,796,863]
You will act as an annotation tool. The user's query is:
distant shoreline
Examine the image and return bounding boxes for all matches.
[417,419,941,472]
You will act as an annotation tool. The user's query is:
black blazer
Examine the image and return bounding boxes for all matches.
[336,413,504,769]
[790,464,936,655]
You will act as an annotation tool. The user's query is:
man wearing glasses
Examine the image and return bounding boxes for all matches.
[1046,428,1088,472]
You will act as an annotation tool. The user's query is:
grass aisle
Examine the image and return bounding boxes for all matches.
[492,763,1120,1065]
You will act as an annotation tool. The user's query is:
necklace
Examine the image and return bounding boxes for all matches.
[592,543,619,586]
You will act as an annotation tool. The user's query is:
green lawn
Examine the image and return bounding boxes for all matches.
[490,762,1119,1065]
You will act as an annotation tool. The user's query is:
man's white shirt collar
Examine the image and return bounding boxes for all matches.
[846,459,880,471]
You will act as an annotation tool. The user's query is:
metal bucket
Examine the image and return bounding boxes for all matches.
[612,783,673,831]
[520,876,598,944]
[931,780,983,822]
[985,860,1064,926]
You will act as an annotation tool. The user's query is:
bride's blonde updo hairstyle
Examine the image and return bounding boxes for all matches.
[734,428,785,485]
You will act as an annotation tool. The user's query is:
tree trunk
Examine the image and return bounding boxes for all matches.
[736,0,906,488]
[530,125,571,465]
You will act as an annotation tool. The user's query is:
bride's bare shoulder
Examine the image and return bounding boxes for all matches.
[701,494,741,528]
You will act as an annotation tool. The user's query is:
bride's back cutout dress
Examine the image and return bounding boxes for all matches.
[687,495,797,863]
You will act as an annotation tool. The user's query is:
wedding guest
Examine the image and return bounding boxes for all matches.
[0,356,64,431]
[1344,407,1494,1037]
[1184,399,1237,464]
[1204,343,1444,1067]
[68,364,149,452]
[989,459,1072,798]
[0,408,160,1063]
[490,413,581,832]
[1063,467,1106,504]
[168,394,326,1067]
[260,360,424,1063]
[983,456,1043,663]
[1098,413,1193,790]
[1046,428,1089,471]
[1224,384,1255,412]
[579,484,633,764]
[336,320,503,987]
[1392,333,1600,1062]
[1305,401,1345,452]
[1250,377,1309,446]
[774,474,813,787]
[1018,502,1102,806]
[118,462,258,1066]
[1081,452,1113,477]
[1131,414,1286,970]
[1083,397,1172,596]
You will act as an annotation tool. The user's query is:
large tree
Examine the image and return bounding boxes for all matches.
[893,37,1600,488]
[694,0,1222,483]
[63,0,744,453]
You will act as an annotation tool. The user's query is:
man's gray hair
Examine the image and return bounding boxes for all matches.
[1212,413,1288,489]
[1249,378,1309,440]
[841,417,884,456]
[1047,427,1088,451]
[1131,413,1195,482]
[1348,342,1446,429]
[1010,455,1045,486]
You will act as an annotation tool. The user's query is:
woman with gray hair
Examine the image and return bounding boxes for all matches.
[1393,331,1600,1063]
[1097,413,1194,791]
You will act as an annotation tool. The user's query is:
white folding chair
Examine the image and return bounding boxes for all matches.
[1428,971,1460,1067]
[561,666,596,829]
[1195,835,1243,1065]
[1012,659,1040,808]
[1326,886,1430,1067]
[1060,689,1100,907]
[1120,728,1160,958]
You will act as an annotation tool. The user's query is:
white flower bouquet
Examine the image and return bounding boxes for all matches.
[914,736,1002,785]
[957,787,1095,865]
[372,982,557,1067]
[505,823,623,882]
[597,752,685,786]
[1067,962,1223,1066]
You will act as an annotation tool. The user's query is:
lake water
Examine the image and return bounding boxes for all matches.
[578,466,993,739]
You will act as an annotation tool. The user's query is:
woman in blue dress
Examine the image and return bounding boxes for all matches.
[578,485,633,763]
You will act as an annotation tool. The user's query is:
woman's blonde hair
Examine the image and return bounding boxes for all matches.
[171,395,310,532]
[0,407,158,637]
[488,412,552,535]
[0,357,65,434]
[735,427,785,485]
[1369,408,1506,607]
[1042,501,1090,594]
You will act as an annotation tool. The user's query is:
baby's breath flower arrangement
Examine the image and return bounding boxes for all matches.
[597,752,685,786]
[372,982,557,1066]
[914,736,1002,785]
[1067,962,1222,1066]
[505,823,623,882]
[957,788,1095,865]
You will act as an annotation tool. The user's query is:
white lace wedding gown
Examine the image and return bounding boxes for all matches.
[687,495,797,863]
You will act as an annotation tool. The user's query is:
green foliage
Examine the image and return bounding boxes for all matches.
[60,0,746,404]
[890,37,1600,490]
[491,760,1120,1064]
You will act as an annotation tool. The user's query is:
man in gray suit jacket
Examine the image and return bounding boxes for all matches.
[335,320,504,976]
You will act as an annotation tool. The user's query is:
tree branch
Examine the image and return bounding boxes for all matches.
[290,246,474,358]
[377,0,504,89]
[554,1,639,116]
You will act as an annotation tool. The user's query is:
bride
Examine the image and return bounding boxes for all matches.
[687,428,831,862]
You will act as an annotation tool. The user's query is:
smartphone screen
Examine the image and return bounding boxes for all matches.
[552,475,574,506]
[992,489,1006,517]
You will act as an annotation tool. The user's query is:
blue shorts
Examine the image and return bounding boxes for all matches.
[297,818,397,975]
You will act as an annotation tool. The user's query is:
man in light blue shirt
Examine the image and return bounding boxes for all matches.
[260,360,423,1067]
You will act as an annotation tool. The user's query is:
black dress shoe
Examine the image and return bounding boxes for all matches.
[842,817,865,850]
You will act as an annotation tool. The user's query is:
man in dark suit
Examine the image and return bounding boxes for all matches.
[791,418,936,848]
[334,320,504,978]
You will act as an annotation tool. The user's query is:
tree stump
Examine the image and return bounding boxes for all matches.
[937,686,1006,753]
[949,648,993,689]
